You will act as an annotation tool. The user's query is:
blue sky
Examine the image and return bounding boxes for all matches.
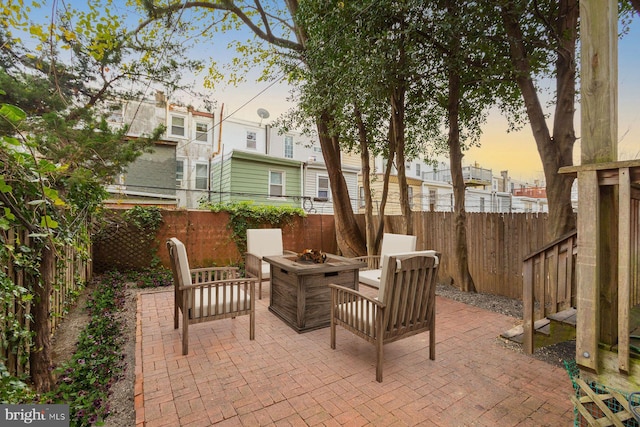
[22,1,640,181]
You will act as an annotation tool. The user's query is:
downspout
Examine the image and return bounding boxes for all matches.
[209,104,224,202]
[301,161,305,210]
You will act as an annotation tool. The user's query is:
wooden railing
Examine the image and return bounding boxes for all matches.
[522,230,578,354]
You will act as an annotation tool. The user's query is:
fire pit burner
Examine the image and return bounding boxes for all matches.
[296,249,327,264]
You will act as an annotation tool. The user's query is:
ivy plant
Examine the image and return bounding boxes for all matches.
[201,201,305,256]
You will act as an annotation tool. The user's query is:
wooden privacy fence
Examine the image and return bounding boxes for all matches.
[95,209,550,300]
[1,227,92,377]
[365,212,550,299]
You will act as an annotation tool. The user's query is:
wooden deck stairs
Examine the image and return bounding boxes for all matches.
[501,307,576,347]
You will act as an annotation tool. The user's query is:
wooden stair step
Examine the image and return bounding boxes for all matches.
[547,307,577,326]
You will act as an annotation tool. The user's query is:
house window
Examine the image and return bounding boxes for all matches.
[408,186,414,209]
[246,131,257,149]
[107,103,123,123]
[269,171,284,197]
[195,122,208,142]
[176,160,184,188]
[480,197,485,212]
[195,163,208,190]
[313,145,322,153]
[171,116,185,137]
[416,163,421,178]
[359,186,365,208]
[317,175,329,199]
[284,135,293,158]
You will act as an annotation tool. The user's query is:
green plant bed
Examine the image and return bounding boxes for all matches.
[42,270,128,426]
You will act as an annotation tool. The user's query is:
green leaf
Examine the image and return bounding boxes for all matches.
[40,215,59,228]
[0,104,27,123]
[0,176,12,193]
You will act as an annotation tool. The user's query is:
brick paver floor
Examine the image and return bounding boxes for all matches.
[135,283,575,426]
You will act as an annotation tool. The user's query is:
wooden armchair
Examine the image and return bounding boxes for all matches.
[167,238,257,355]
[245,228,294,299]
[355,233,417,288]
[329,251,440,382]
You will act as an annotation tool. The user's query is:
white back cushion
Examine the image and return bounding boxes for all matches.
[171,238,193,288]
[379,234,417,266]
[247,228,284,257]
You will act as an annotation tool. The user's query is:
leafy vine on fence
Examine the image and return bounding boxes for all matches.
[201,201,305,256]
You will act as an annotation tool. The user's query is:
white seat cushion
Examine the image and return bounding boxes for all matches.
[359,269,383,288]
[260,261,270,279]
[190,285,250,318]
[335,299,377,330]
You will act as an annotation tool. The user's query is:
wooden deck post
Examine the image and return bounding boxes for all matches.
[576,0,619,371]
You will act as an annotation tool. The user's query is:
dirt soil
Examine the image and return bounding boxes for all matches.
[51,282,576,427]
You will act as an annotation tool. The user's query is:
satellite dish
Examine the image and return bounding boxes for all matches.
[257,108,270,119]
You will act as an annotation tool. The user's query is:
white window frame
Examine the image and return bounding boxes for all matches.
[246,131,257,150]
[195,122,209,143]
[170,115,186,137]
[284,135,294,159]
[195,163,208,190]
[269,170,285,198]
[316,175,330,200]
[416,163,421,178]
[176,159,185,188]
[408,186,414,209]
[359,186,365,208]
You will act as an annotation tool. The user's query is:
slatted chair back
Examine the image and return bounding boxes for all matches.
[330,251,440,382]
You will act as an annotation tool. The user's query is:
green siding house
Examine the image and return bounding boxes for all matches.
[209,150,303,207]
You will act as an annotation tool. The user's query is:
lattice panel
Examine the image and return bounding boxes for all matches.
[92,223,155,273]
[566,360,640,427]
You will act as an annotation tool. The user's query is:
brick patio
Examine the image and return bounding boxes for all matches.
[135,283,575,426]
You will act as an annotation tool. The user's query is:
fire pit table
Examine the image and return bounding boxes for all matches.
[263,253,366,333]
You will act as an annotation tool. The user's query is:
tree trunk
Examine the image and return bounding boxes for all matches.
[446,0,476,293]
[316,112,366,257]
[355,106,378,258]
[447,74,476,293]
[501,0,577,241]
[390,85,412,236]
[30,242,55,392]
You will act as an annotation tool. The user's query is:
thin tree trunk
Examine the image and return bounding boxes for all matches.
[316,112,366,257]
[355,106,377,258]
[446,0,475,293]
[30,243,55,392]
[501,0,577,241]
[390,85,412,236]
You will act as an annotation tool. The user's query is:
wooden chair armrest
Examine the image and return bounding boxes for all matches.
[328,283,384,308]
[352,255,381,270]
[182,276,258,290]
[283,250,297,255]
[245,252,262,278]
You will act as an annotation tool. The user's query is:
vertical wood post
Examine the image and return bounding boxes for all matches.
[618,168,631,373]
[576,170,600,372]
[577,0,619,368]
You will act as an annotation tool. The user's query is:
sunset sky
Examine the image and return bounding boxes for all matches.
[26,2,640,182]
[192,12,640,183]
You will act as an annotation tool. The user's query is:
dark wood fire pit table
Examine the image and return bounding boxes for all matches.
[263,254,366,333]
